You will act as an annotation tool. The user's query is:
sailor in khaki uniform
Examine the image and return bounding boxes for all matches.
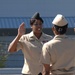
[40,14,75,75]
[8,12,52,75]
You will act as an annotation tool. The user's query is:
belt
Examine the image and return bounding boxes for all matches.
[38,72,42,75]
[22,72,42,75]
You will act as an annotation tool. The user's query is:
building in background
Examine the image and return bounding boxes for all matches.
[0,0,75,36]
[0,0,75,69]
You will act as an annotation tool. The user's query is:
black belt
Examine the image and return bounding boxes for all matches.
[22,72,42,75]
[38,72,42,75]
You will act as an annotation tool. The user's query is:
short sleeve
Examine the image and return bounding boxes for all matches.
[16,35,24,51]
[40,43,51,65]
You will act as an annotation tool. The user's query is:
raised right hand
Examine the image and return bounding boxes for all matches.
[18,22,26,36]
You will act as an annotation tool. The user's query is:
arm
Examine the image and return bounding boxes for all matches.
[8,22,25,52]
[40,44,52,75]
[42,64,51,75]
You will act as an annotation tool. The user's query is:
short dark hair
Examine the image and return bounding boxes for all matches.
[30,12,43,25]
[54,24,68,34]
[30,18,43,25]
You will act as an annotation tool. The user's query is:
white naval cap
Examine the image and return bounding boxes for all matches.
[52,14,68,27]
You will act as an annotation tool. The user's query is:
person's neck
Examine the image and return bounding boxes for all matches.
[34,32,42,39]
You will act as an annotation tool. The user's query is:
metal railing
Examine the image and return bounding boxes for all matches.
[0,36,23,68]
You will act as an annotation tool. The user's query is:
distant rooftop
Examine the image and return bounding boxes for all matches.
[0,17,75,28]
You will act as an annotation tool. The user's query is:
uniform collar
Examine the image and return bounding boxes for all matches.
[29,31,35,38]
[54,35,68,39]
[29,31,46,39]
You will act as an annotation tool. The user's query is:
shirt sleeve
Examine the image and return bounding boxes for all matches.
[16,35,24,51]
[40,43,51,65]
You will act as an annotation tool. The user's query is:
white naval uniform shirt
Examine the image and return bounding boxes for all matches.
[40,35,75,75]
[17,31,52,75]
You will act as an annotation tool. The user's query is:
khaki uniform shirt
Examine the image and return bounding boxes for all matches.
[40,35,75,75]
[17,31,52,75]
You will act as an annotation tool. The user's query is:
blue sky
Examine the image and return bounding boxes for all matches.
[0,0,75,17]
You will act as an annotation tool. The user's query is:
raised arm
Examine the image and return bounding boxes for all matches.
[8,22,25,52]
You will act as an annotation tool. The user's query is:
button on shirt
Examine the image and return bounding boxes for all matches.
[40,35,75,74]
[17,31,52,75]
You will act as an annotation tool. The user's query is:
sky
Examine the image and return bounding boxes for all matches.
[0,0,75,17]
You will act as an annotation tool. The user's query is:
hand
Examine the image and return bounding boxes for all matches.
[18,22,26,36]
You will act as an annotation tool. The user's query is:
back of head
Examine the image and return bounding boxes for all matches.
[30,12,43,25]
[52,14,68,34]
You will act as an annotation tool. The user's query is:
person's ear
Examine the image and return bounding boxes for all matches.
[52,26,57,35]
[74,28,75,32]
[52,26,55,31]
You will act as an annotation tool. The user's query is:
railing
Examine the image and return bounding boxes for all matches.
[0,36,23,74]
[0,36,23,68]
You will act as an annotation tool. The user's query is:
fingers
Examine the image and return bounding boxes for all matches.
[18,22,26,36]
[19,22,25,31]
[21,22,25,26]
[19,22,25,28]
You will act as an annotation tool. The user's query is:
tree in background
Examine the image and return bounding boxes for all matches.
[0,41,9,68]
